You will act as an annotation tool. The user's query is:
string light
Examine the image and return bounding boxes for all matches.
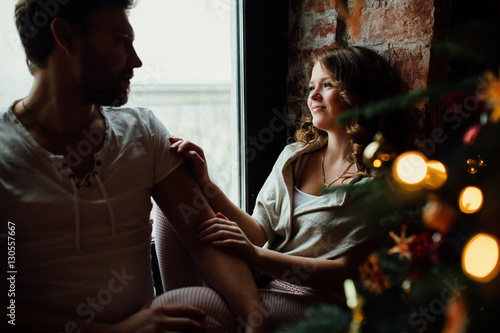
[458,186,483,214]
[373,159,382,168]
[462,233,500,282]
[393,151,428,185]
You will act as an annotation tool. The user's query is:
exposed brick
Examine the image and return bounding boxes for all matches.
[304,0,336,13]
[389,44,431,91]
[356,0,434,44]
[309,17,336,39]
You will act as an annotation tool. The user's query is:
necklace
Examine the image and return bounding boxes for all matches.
[21,99,95,137]
[321,148,354,187]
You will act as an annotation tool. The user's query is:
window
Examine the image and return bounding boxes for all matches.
[0,1,33,108]
[0,0,242,208]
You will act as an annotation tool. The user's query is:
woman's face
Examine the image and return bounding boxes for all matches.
[307,61,346,131]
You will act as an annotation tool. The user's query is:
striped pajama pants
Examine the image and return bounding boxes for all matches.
[152,212,346,332]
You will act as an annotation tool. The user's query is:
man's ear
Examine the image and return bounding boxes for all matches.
[51,17,78,56]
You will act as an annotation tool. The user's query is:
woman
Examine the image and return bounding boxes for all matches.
[154,45,406,332]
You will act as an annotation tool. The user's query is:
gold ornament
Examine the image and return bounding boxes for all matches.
[388,225,415,260]
[422,197,458,234]
[359,255,391,294]
[363,133,395,170]
[466,156,487,175]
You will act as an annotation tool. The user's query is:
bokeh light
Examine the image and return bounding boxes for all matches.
[462,233,500,282]
[458,186,483,214]
[393,151,428,185]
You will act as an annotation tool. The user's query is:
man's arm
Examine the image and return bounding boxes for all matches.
[151,163,270,332]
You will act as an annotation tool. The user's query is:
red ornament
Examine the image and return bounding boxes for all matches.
[463,124,481,145]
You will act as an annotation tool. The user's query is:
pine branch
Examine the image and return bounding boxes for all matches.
[337,77,480,123]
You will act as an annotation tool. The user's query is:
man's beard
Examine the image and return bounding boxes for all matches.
[78,46,132,107]
[80,77,130,107]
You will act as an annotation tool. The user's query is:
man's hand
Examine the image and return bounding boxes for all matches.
[109,305,206,333]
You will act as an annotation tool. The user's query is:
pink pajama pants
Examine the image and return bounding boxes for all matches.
[152,211,346,332]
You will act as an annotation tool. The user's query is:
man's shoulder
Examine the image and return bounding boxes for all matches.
[102,105,152,117]
[0,105,14,127]
[102,105,157,125]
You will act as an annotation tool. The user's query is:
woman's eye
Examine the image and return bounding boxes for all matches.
[324,82,333,88]
[308,86,315,92]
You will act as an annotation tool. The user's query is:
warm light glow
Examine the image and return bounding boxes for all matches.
[363,140,381,165]
[393,151,428,185]
[380,153,392,161]
[373,159,382,168]
[462,234,500,282]
[424,160,447,189]
[344,279,358,309]
[459,186,483,214]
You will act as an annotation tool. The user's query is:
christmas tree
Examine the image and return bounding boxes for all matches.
[281,9,500,333]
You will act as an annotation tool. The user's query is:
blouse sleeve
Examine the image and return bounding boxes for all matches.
[251,145,297,248]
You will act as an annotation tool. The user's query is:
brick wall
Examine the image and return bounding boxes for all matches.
[287,0,449,131]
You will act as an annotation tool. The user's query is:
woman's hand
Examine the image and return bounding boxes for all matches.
[168,136,212,189]
[197,213,259,264]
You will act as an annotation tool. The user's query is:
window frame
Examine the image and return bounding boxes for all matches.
[238,0,290,212]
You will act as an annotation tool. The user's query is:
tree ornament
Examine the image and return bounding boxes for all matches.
[363,132,395,171]
[463,124,481,145]
[359,255,391,294]
[388,224,415,260]
[478,69,500,123]
[422,196,458,234]
[466,156,486,175]
[401,279,412,293]
[441,296,469,333]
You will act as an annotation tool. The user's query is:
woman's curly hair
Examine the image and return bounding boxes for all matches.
[294,45,406,172]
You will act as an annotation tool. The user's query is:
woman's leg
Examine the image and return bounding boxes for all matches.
[151,282,345,332]
[155,209,205,290]
[152,287,238,332]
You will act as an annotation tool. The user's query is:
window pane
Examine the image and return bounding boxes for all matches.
[128,0,239,205]
[0,1,33,107]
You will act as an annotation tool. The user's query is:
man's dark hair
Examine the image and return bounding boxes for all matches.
[15,0,135,74]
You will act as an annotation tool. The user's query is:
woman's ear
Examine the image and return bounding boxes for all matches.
[50,17,77,56]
